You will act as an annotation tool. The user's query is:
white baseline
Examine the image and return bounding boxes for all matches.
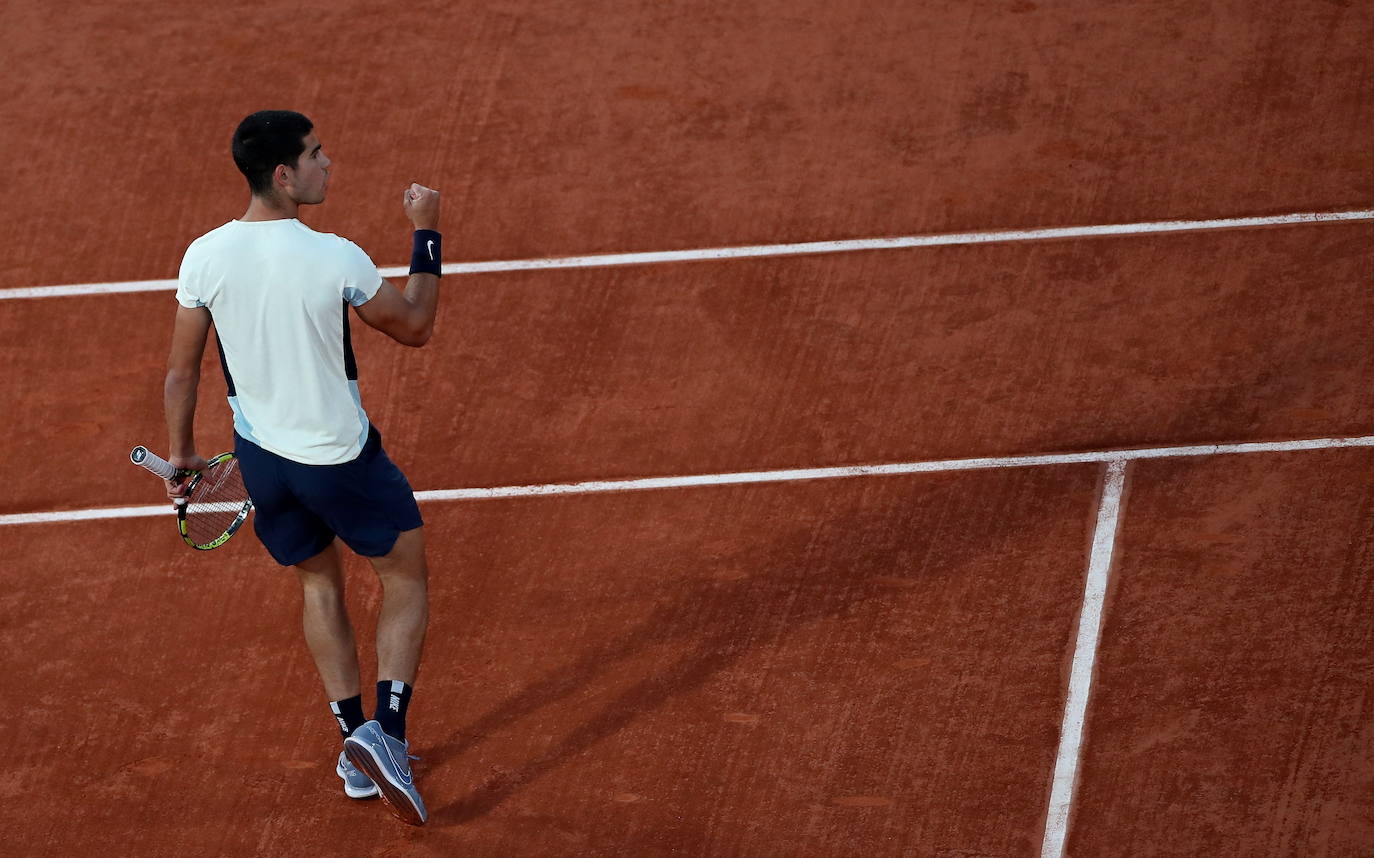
[3,209,1372,300]
[3,433,1372,526]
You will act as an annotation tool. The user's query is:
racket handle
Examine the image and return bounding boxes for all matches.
[130,445,178,480]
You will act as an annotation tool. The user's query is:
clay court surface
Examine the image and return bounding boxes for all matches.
[2,1,1373,855]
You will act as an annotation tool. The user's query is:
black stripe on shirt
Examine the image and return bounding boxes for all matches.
[342,300,359,382]
[213,324,237,397]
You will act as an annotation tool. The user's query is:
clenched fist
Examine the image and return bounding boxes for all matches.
[403,183,440,231]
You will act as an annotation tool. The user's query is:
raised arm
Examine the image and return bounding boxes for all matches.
[355,183,442,347]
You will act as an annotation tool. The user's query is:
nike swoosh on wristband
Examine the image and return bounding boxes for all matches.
[427,239,435,261]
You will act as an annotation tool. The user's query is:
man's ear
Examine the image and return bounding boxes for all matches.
[273,163,292,190]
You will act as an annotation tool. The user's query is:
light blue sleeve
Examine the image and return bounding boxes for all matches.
[340,239,385,306]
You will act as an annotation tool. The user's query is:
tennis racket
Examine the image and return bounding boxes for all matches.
[129,446,253,550]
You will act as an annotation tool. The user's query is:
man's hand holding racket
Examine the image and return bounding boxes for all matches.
[131,445,252,550]
[165,453,210,504]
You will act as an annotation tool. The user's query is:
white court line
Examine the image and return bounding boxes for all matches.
[2,433,1371,526]
[1040,460,1128,858]
[3,209,1372,300]
[2,505,175,524]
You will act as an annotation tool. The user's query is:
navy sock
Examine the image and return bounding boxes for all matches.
[375,680,414,740]
[329,695,367,738]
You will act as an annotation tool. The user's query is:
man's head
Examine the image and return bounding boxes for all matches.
[231,110,330,204]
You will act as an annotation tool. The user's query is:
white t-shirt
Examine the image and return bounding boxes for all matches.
[176,218,385,465]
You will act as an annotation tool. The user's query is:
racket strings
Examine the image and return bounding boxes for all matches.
[184,458,251,545]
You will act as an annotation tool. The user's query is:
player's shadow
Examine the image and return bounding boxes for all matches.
[424,471,1080,826]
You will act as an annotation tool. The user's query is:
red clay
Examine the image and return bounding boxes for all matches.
[4,468,1098,856]
[5,225,1374,514]
[2,2,1373,289]
[1072,450,1374,857]
[1,1,1371,855]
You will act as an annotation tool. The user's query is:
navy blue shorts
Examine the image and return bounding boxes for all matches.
[235,426,424,566]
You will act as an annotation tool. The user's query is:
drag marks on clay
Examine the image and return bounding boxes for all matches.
[832,796,896,808]
[722,712,761,724]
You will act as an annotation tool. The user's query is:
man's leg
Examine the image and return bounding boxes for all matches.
[295,540,381,800]
[344,526,430,824]
[367,526,429,687]
[294,540,361,701]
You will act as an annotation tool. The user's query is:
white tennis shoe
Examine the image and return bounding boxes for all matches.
[336,750,379,799]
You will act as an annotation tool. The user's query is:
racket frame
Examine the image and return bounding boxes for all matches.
[129,445,252,550]
[177,451,253,550]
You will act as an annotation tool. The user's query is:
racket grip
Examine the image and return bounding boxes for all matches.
[130,445,178,480]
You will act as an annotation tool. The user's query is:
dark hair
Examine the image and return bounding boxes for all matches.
[231,110,314,195]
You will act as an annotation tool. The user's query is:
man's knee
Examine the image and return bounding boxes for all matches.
[389,525,425,557]
[370,527,427,582]
[295,542,346,591]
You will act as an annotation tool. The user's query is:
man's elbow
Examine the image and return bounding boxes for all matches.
[164,366,201,388]
[401,319,434,347]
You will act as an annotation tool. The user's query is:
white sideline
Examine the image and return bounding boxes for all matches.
[2,209,1372,300]
[1040,460,1128,858]
[2,433,1371,526]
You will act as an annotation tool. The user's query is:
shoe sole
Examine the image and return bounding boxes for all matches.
[336,760,379,800]
[344,741,426,825]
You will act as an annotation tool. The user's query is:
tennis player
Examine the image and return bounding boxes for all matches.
[161,110,440,825]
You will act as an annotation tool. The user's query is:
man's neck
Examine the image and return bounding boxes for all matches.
[240,193,299,222]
